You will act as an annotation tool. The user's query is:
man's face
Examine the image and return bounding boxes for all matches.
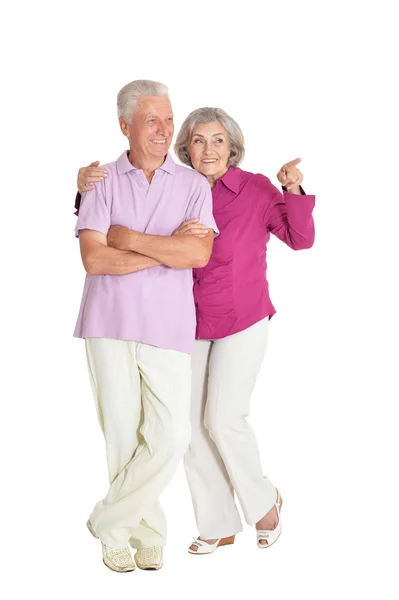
[121,96,174,160]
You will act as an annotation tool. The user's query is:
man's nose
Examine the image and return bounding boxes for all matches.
[156,122,167,136]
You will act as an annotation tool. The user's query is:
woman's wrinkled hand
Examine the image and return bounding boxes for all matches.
[277,158,304,194]
[77,161,108,194]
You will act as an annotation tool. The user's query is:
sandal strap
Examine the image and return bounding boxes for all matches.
[257,531,271,540]
[192,537,220,548]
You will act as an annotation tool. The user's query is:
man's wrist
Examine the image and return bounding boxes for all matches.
[124,229,141,251]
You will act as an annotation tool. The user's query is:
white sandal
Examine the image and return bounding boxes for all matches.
[188,535,235,555]
[257,488,283,549]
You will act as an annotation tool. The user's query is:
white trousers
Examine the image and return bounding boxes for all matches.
[184,318,277,539]
[85,338,191,549]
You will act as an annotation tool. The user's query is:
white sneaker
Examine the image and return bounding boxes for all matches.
[257,487,283,549]
[135,546,163,570]
[102,544,136,573]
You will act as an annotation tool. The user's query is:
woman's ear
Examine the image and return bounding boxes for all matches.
[184,149,193,169]
[229,149,237,165]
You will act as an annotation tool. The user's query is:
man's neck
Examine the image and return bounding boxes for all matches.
[128,149,166,183]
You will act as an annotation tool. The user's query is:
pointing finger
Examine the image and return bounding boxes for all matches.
[286,158,302,167]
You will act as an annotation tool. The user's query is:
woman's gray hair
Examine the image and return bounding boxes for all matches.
[175,107,245,168]
[117,79,169,123]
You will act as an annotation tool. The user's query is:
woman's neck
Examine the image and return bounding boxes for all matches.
[206,166,229,189]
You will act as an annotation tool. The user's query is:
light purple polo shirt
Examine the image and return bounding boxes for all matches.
[74,151,219,354]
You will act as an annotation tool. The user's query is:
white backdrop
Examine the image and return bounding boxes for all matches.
[1,1,398,598]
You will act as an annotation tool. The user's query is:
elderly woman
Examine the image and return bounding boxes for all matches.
[75,107,315,554]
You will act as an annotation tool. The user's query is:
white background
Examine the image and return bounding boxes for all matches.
[1,1,398,598]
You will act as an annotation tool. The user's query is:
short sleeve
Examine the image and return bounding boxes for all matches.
[74,179,111,238]
[187,177,219,237]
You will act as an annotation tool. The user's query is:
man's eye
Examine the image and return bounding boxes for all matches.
[167,117,173,122]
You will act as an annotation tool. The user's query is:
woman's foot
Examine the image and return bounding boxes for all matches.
[256,488,283,548]
[188,535,235,554]
[189,538,218,552]
[256,506,279,546]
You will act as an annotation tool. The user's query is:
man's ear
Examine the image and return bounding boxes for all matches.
[119,117,130,138]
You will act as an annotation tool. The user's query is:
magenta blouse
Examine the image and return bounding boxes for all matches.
[193,167,315,340]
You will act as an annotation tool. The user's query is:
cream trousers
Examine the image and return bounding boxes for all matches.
[184,318,277,539]
[85,338,191,549]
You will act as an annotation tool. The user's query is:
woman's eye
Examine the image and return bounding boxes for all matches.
[215,138,223,143]
[194,139,203,144]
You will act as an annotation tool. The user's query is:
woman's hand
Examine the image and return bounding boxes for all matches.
[172,219,209,238]
[77,161,108,194]
[277,158,303,194]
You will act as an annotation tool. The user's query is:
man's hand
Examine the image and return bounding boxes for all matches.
[172,218,209,238]
[77,161,108,194]
[107,225,133,250]
[108,219,209,251]
[277,158,304,194]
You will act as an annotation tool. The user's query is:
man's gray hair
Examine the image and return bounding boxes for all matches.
[117,79,169,123]
[175,107,245,168]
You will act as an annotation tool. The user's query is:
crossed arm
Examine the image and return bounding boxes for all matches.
[80,223,214,275]
[79,230,161,275]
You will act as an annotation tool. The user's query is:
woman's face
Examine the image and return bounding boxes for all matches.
[188,121,231,180]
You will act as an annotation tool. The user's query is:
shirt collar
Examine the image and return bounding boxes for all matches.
[116,151,176,175]
[218,167,241,193]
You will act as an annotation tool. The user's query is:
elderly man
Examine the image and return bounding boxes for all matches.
[74,80,218,572]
